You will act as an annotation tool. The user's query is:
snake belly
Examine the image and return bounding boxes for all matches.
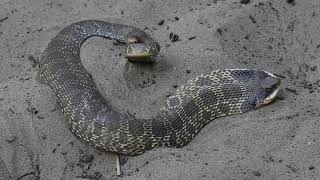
[39,20,280,155]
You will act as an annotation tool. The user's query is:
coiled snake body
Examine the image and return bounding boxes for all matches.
[39,20,280,155]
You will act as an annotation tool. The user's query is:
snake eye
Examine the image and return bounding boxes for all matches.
[260,76,280,90]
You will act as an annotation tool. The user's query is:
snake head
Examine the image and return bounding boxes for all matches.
[231,69,281,111]
[126,42,160,60]
[251,70,281,109]
[257,71,281,107]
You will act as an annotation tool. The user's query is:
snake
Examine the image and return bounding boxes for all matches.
[39,20,281,155]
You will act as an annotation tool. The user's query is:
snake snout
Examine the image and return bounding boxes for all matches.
[126,42,160,59]
[260,74,281,106]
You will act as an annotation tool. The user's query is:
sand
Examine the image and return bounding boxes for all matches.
[1,0,320,179]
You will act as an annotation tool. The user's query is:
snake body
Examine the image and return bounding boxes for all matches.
[39,20,280,155]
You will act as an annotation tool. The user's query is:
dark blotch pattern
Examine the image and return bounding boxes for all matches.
[198,88,218,107]
[221,83,243,100]
[182,99,199,118]
[217,103,231,115]
[168,96,181,107]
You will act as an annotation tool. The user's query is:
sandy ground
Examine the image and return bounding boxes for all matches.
[1,0,320,179]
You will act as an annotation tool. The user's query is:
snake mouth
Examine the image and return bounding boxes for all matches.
[126,42,160,59]
[262,87,280,105]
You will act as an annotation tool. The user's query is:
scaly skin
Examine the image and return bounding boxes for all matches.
[39,20,280,155]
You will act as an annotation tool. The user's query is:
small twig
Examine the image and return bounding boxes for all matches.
[0,17,8,23]
[5,136,17,143]
[273,73,286,79]
[116,154,121,176]
[285,87,298,95]
[16,172,35,180]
